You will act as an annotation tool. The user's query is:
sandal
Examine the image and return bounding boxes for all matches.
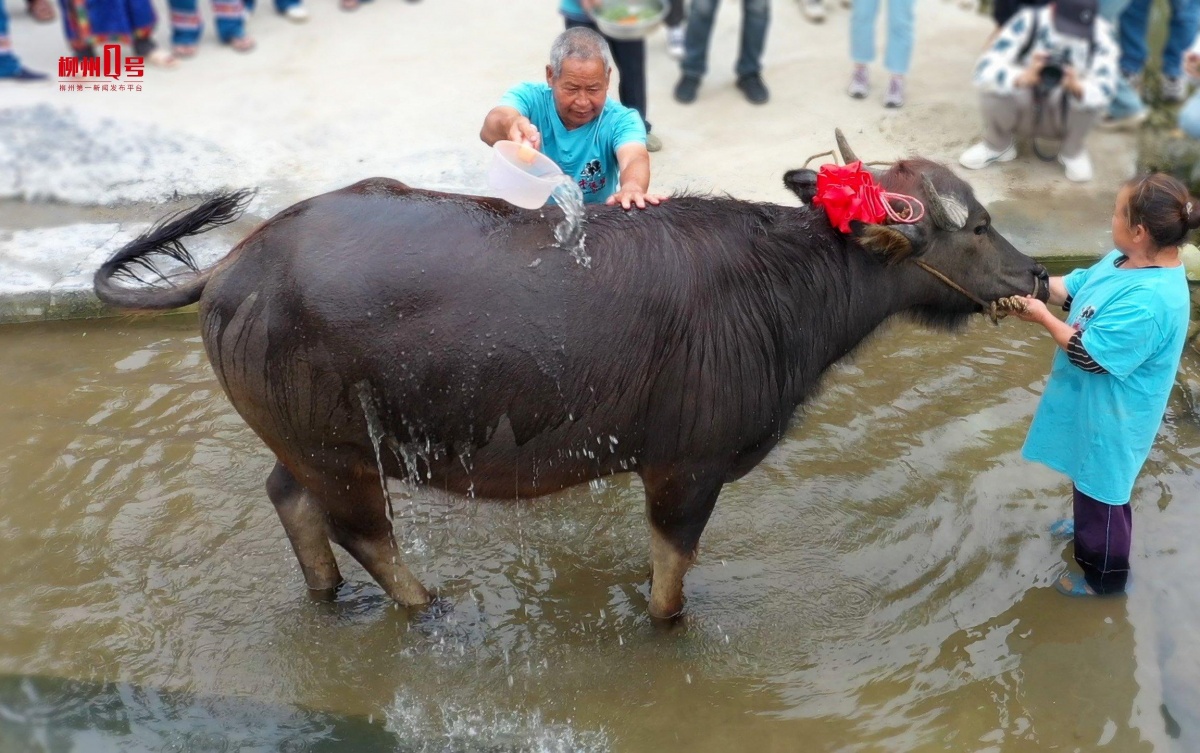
[27,0,55,22]
[172,44,199,59]
[1053,571,1097,597]
[1048,518,1074,540]
[147,49,178,68]
[224,36,257,53]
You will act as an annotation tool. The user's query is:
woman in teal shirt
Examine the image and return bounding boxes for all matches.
[1014,173,1194,596]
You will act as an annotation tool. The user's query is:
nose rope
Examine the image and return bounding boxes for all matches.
[911,259,1036,325]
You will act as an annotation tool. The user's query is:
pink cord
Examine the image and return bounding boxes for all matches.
[882,192,924,224]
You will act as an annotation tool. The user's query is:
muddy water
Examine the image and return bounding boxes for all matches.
[1,311,1198,752]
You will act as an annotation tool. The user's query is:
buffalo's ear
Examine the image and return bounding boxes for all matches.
[853,222,927,264]
[782,168,818,204]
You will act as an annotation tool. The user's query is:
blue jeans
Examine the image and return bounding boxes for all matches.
[1119,0,1200,78]
[1099,0,1147,118]
[0,0,23,76]
[1180,89,1200,136]
[169,0,246,44]
[681,0,770,79]
[850,0,916,75]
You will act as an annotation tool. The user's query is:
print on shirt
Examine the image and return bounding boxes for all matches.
[578,160,606,196]
[1074,304,1096,331]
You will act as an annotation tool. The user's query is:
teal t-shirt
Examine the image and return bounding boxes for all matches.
[1022,250,1191,504]
[560,0,589,21]
[498,81,646,204]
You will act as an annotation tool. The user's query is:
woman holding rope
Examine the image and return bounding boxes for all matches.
[1014,173,1194,597]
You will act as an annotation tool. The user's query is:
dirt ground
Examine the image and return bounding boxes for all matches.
[2,0,1138,205]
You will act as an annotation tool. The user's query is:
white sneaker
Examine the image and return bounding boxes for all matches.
[847,65,869,99]
[666,26,685,60]
[1162,75,1189,103]
[958,141,1017,170]
[284,3,309,21]
[801,0,826,22]
[1058,150,1093,182]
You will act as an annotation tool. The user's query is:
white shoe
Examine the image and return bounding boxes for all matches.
[1058,150,1093,182]
[847,66,869,99]
[284,4,309,21]
[958,140,1016,170]
[666,26,685,60]
[801,0,826,22]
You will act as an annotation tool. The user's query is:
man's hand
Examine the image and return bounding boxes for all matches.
[606,185,667,210]
[1062,65,1084,98]
[507,117,542,151]
[1015,51,1047,88]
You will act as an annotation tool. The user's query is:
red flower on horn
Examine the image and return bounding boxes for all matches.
[811,161,888,234]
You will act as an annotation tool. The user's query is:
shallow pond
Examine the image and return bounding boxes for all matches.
[1,310,1198,752]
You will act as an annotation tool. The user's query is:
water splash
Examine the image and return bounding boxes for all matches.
[356,381,394,523]
[551,177,590,268]
[386,693,611,753]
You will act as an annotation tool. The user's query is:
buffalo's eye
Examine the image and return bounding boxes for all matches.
[974,224,988,236]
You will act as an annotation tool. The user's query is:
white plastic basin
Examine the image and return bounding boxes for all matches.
[487,140,566,209]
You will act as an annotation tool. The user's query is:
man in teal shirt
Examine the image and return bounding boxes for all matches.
[480,27,665,210]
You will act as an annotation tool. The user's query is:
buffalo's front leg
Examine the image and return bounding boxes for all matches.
[266,461,342,598]
[640,466,724,619]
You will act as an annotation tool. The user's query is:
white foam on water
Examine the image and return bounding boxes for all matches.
[385,693,610,753]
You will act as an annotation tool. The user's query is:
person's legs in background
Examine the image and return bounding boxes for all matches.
[125,0,176,67]
[213,0,254,50]
[675,0,719,103]
[848,0,879,99]
[1118,0,1151,82]
[1160,0,1200,101]
[1,1,48,79]
[881,0,915,107]
[734,0,770,103]
[608,33,660,150]
[169,0,204,57]
[959,89,1029,170]
[664,0,685,59]
[1098,0,1148,127]
[1044,90,1102,181]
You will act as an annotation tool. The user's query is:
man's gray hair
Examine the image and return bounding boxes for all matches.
[549,27,614,78]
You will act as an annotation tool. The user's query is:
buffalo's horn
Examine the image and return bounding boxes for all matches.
[921,174,969,231]
[834,128,859,165]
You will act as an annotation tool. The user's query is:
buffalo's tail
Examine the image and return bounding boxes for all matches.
[93,190,255,310]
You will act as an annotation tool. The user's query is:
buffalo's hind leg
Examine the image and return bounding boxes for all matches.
[309,464,432,608]
[640,466,725,620]
[266,461,343,598]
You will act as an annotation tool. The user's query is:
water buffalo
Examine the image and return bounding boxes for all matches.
[94,133,1048,619]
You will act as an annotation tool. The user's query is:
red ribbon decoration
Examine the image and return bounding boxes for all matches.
[811,161,924,233]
